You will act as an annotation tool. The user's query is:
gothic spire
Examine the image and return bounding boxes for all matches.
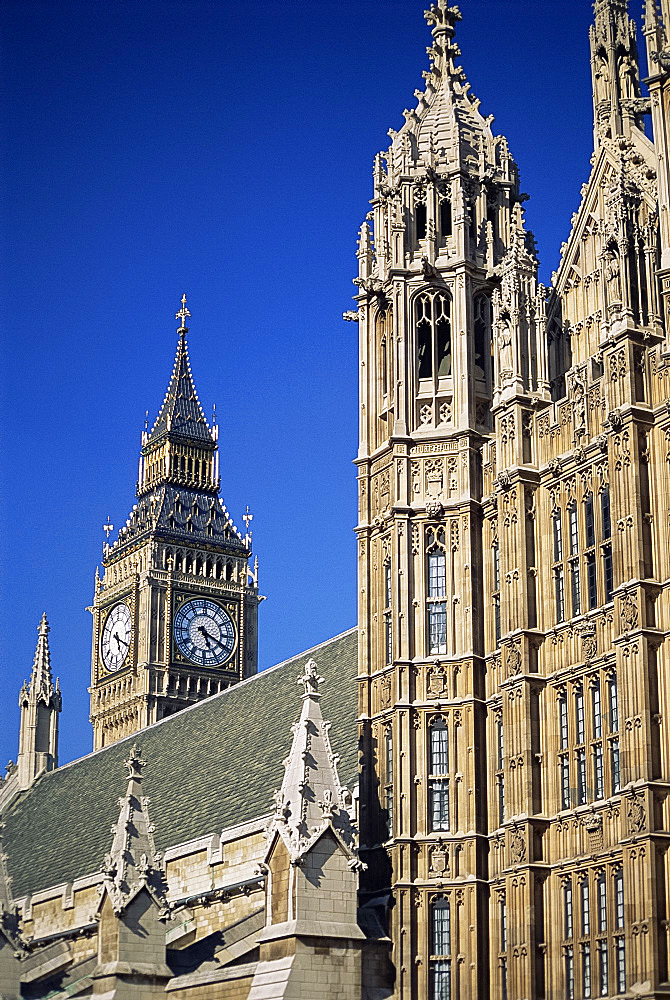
[145,295,214,449]
[100,745,169,916]
[23,613,59,706]
[17,614,61,790]
[267,659,360,864]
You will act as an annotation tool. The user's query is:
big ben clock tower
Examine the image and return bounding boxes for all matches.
[89,297,262,750]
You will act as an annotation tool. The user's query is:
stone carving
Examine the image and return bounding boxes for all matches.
[427,662,448,699]
[380,675,392,709]
[505,642,522,677]
[428,841,449,878]
[509,825,525,864]
[627,792,645,833]
[620,592,638,632]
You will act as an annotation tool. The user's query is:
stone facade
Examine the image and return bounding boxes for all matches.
[2,1,670,998]
[355,1,670,998]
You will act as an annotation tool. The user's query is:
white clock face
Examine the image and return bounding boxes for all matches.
[173,598,236,667]
[101,603,132,672]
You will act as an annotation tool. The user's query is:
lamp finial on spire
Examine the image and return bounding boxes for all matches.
[176,293,191,331]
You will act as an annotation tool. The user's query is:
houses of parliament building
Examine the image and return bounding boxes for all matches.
[1,1,670,997]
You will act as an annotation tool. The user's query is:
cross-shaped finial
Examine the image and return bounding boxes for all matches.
[103,516,114,539]
[176,293,191,330]
[243,505,253,533]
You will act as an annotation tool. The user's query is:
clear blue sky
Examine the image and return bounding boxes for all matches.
[1,0,609,766]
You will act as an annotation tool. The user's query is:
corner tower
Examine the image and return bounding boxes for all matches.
[353,3,548,998]
[89,297,261,750]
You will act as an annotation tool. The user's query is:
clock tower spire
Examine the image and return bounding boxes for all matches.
[89,297,262,750]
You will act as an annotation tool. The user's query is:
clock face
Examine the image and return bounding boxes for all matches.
[101,603,132,672]
[173,598,236,667]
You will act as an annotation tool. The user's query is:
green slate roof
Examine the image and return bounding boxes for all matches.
[4,629,358,900]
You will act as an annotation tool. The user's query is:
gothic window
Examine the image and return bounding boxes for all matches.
[415,187,427,243]
[499,895,508,999]
[597,875,607,933]
[384,560,392,664]
[416,291,452,382]
[592,680,603,800]
[559,692,569,749]
[564,880,574,938]
[384,725,393,838]
[381,336,388,398]
[427,531,447,655]
[581,878,591,936]
[566,947,575,1000]
[429,898,451,1000]
[568,502,581,617]
[608,675,620,793]
[614,871,625,992]
[575,686,585,744]
[492,543,501,646]
[428,718,449,832]
[598,939,609,996]
[439,194,452,241]
[553,510,566,623]
[495,715,504,826]
[474,294,491,383]
[583,942,592,999]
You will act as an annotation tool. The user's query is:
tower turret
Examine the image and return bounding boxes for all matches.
[17,613,61,791]
[89,296,262,750]
[590,0,648,147]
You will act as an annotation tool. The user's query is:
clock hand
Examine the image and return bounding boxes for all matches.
[197,625,213,649]
[113,631,128,651]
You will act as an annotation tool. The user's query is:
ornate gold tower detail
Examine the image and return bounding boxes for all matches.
[354,1,670,998]
[89,297,262,750]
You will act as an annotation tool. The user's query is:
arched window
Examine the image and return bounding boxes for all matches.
[439,195,452,241]
[474,294,490,382]
[416,291,451,381]
[384,560,392,664]
[429,897,451,1000]
[415,187,427,242]
[428,719,449,832]
[426,527,447,655]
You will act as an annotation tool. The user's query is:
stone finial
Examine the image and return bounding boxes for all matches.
[298,658,324,698]
[263,658,362,871]
[101,747,168,917]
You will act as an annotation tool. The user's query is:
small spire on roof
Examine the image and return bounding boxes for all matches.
[100,746,169,917]
[176,292,191,332]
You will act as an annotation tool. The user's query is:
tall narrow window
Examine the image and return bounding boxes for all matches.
[554,511,564,561]
[429,719,449,832]
[597,875,607,932]
[566,947,575,1000]
[556,568,566,623]
[385,725,393,838]
[609,677,619,731]
[415,291,452,382]
[581,878,591,936]
[427,543,447,655]
[439,195,452,240]
[601,488,611,539]
[474,295,490,382]
[603,544,613,603]
[585,496,595,548]
[559,692,569,749]
[611,739,621,792]
[598,940,609,996]
[384,561,392,664]
[586,552,597,609]
[430,899,451,1000]
[576,686,585,744]
[592,681,602,738]
[616,939,626,994]
[493,543,501,646]
[496,716,504,826]
[500,898,507,953]
[381,336,388,397]
[564,881,574,939]
[569,503,579,556]
[416,199,427,242]
[561,757,571,810]
[577,749,587,805]
[583,944,592,999]
[614,871,624,929]
[594,745,604,799]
